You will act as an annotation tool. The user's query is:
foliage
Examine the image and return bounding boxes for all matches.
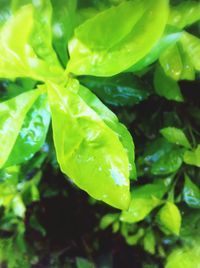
[0,0,200,267]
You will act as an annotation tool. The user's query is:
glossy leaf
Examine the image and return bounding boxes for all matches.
[160,127,191,149]
[140,138,184,176]
[51,0,77,66]
[47,79,130,210]
[79,74,150,107]
[120,181,168,223]
[168,1,200,29]
[159,44,183,81]
[67,0,169,76]
[154,64,184,102]
[4,93,50,167]
[0,4,63,82]
[127,26,182,72]
[0,88,44,168]
[184,145,200,168]
[183,175,200,208]
[156,202,181,236]
[78,84,136,179]
[180,32,200,71]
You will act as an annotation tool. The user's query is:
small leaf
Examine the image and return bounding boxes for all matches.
[168,1,200,29]
[184,145,200,168]
[180,32,200,71]
[120,181,168,223]
[156,202,181,236]
[76,257,94,268]
[99,213,119,230]
[160,127,191,149]
[143,229,156,255]
[183,175,200,208]
[159,44,183,81]
[154,64,184,102]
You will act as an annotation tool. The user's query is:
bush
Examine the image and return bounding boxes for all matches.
[0,0,200,267]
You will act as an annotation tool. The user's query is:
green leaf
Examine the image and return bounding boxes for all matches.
[0,4,63,82]
[143,229,156,255]
[184,145,200,167]
[51,0,77,66]
[76,257,94,268]
[67,0,169,76]
[4,92,50,167]
[183,175,200,208]
[99,213,119,230]
[159,44,183,81]
[180,32,200,71]
[154,64,184,102]
[160,127,191,149]
[168,1,200,29]
[127,26,182,72]
[80,74,150,107]
[78,84,136,179]
[0,88,45,168]
[156,202,181,236]
[140,138,184,176]
[165,244,200,268]
[120,181,168,223]
[47,79,131,210]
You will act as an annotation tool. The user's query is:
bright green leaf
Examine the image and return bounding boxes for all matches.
[67,0,169,76]
[154,64,184,102]
[184,145,200,167]
[4,92,50,167]
[99,213,119,230]
[78,84,136,179]
[120,181,168,223]
[168,1,200,29]
[0,88,45,168]
[47,79,130,210]
[156,202,181,236]
[143,229,156,255]
[159,44,183,81]
[160,127,191,149]
[180,32,200,71]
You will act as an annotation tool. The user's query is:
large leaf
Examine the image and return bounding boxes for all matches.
[0,88,44,168]
[67,0,169,76]
[78,84,136,179]
[120,181,168,223]
[0,4,63,81]
[127,26,182,72]
[4,92,50,167]
[47,79,130,210]
[79,74,150,107]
